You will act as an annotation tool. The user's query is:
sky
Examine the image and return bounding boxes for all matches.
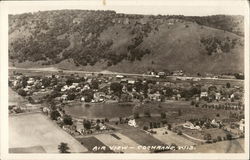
[5,0,248,16]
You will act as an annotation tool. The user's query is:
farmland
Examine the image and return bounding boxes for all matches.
[9,113,88,153]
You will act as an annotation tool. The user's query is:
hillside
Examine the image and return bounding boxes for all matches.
[9,10,244,75]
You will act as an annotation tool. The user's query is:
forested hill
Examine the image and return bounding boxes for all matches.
[9,10,244,74]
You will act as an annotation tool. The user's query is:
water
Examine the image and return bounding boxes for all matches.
[64,102,134,119]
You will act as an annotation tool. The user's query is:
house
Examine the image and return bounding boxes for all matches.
[61,94,68,100]
[200,92,208,98]
[173,70,184,76]
[158,72,166,78]
[176,94,181,100]
[192,77,201,81]
[183,121,201,130]
[42,107,50,113]
[128,119,137,127]
[27,78,35,85]
[211,119,220,128]
[120,78,128,83]
[99,123,107,130]
[82,84,90,91]
[116,75,124,78]
[80,97,85,102]
[148,92,161,101]
[128,80,135,85]
[93,92,106,102]
[61,85,69,92]
[230,94,235,99]
[239,119,245,132]
[215,93,221,100]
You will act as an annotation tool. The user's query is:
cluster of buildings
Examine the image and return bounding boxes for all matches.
[9,70,244,107]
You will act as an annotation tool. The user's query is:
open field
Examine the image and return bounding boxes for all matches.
[9,113,88,153]
[181,127,231,140]
[9,87,28,106]
[95,133,149,153]
[76,137,114,153]
[194,138,244,153]
[172,138,244,153]
[118,125,166,151]
[150,128,196,146]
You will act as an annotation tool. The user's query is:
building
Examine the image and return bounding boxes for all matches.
[116,75,124,78]
[183,121,201,130]
[173,70,184,76]
[215,92,221,100]
[128,119,137,127]
[200,92,208,98]
[239,119,245,132]
[158,72,166,78]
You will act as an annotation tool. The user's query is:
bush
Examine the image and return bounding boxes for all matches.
[63,115,73,125]
[177,130,182,135]
[17,89,27,97]
[143,126,149,131]
[167,124,172,130]
[191,101,195,105]
[160,112,166,119]
[133,112,139,119]
[50,110,60,120]
[226,134,232,140]
[217,136,222,141]
[204,133,212,140]
[144,111,151,117]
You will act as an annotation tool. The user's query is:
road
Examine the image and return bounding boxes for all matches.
[9,67,244,82]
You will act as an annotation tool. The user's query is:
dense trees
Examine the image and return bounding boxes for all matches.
[200,36,238,55]
[83,120,91,130]
[63,115,73,125]
[17,89,27,97]
[50,110,60,120]
[110,82,123,96]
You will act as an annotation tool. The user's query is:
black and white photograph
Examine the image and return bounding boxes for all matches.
[0,0,249,159]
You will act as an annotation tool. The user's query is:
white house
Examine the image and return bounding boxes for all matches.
[116,75,124,78]
[239,119,245,132]
[128,119,138,127]
[183,121,201,130]
[200,92,208,98]
[128,80,135,84]
[211,119,220,127]
[215,92,221,100]
[61,94,68,100]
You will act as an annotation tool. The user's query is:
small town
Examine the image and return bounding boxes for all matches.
[6,4,247,157]
[8,68,245,153]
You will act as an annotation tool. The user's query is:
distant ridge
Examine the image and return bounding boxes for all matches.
[9,10,244,75]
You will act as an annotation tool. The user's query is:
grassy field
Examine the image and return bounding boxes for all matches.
[9,113,88,153]
[181,127,231,140]
[193,138,244,153]
[9,87,28,106]
[95,133,149,153]
[118,125,166,151]
[76,137,114,153]
[137,101,241,124]
[150,128,196,146]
